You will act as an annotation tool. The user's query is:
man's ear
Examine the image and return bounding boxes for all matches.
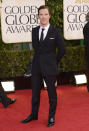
[49,15,51,19]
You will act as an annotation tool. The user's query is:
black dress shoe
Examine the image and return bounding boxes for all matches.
[47,118,55,127]
[21,114,38,123]
[4,98,17,108]
[10,98,17,104]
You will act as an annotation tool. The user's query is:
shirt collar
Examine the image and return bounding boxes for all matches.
[40,24,50,30]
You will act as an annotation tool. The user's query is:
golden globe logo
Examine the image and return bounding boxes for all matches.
[64,0,89,40]
[1,0,45,43]
[5,6,39,34]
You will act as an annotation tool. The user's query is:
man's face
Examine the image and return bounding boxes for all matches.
[38,9,50,27]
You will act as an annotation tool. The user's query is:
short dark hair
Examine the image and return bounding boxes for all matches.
[38,5,51,15]
[86,12,89,21]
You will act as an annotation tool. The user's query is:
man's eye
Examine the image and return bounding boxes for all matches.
[39,14,48,16]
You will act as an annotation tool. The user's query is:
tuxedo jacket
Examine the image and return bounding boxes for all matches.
[83,21,89,59]
[32,25,66,76]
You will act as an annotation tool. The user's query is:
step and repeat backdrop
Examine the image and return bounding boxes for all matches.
[64,0,89,40]
[1,0,45,43]
[1,0,89,42]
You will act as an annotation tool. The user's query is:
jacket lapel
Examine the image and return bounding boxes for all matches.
[36,25,52,43]
[43,25,52,41]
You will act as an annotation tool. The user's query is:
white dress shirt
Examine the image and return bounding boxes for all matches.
[39,24,50,41]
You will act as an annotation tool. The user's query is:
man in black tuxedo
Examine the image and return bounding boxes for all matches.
[0,82,17,108]
[83,12,89,92]
[22,5,66,127]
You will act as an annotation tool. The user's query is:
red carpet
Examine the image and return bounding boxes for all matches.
[0,85,89,131]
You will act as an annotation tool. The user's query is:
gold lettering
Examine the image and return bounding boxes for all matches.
[75,0,81,3]
[75,0,89,3]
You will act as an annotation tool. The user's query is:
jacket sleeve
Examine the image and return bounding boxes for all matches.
[56,28,66,63]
